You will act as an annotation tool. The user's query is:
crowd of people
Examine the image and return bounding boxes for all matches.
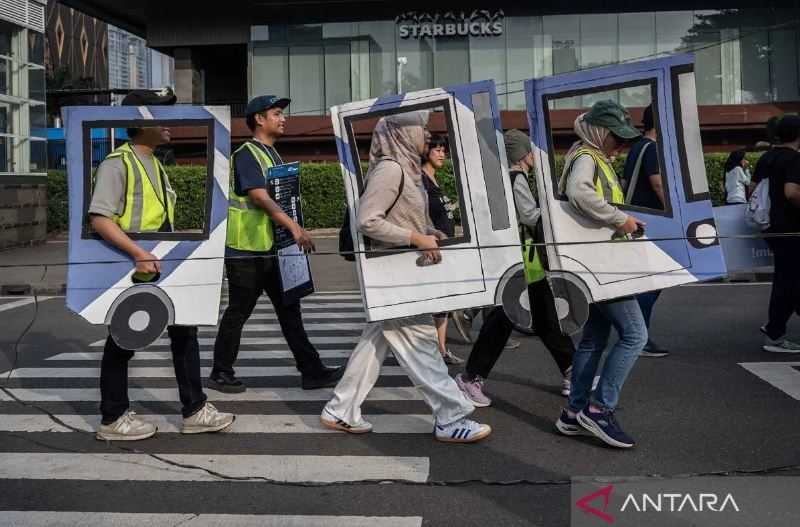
[87,88,800,449]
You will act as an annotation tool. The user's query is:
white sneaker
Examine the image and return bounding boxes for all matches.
[181,402,235,434]
[561,366,572,397]
[96,411,156,441]
[320,408,373,434]
[763,336,800,353]
[434,417,492,443]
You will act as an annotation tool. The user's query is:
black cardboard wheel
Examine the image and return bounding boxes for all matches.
[500,268,536,335]
[549,275,590,336]
[109,290,169,350]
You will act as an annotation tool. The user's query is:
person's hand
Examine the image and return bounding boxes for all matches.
[619,215,646,235]
[292,226,316,253]
[134,250,160,275]
[411,232,442,264]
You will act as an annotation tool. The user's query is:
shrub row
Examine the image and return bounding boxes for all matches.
[46,152,758,233]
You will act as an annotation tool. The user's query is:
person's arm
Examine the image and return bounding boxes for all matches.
[235,149,314,251]
[648,174,665,207]
[565,155,643,234]
[357,162,440,261]
[642,144,666,207]
[88,158,159,273]
[784,183,800,208]
[513,174,541,229]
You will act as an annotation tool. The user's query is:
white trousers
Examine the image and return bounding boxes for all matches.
[324,315,474,427]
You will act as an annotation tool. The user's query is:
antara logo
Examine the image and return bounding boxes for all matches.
[575,484,741,524]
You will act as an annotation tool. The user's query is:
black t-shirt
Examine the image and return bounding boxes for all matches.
[622,137,662,210]
[763,147,800,233]
[422,174,455,238]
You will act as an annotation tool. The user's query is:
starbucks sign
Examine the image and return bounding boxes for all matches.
[397,10,504,39]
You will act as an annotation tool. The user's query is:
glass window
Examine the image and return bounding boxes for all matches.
[29,67,45,102]
[0,101,13,134]
[0,136,11,172]
[30,104,46,138]
[619,13,656,107]
[655,11,694,55]
[289,45,324,114]
[692,12,723,105]
[740,30,771,103]
[0,57,10,95]
[357,21,396,97]
[506,16,543,110]
[0,23,13,57]
[251,44,289,101]
[433,37,469,87]
[28,31,44,66]
[544,15,580,108]
[29,139,46,173]
[324,40,352,109]
[470,33,507,108]
[770,29,800,102]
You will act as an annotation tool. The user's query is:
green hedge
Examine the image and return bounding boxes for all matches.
[46,153,760,233]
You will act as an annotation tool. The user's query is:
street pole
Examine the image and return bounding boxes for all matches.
[397,56,407,94]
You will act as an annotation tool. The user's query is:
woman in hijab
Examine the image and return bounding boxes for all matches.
[322,111,491,444]
[554,100,648,450]
[723,150,750,204]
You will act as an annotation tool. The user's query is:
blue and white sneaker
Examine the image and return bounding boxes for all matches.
[320,408,373,434]
[435,417,492,443]
[577,408,635,449]
[555,409,589,437]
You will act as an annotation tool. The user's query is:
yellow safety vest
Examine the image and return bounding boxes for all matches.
[523,237,546,284]
[105,143,175,233]
[226,141,275,252]
[571,147,625,204]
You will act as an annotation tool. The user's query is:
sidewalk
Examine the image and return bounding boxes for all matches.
[0,232,358,294]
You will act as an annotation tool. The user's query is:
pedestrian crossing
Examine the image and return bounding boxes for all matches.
[0,291,433,525]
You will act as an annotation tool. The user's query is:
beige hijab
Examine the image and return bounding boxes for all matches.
[558,112,611,194]
[366,110,430,185]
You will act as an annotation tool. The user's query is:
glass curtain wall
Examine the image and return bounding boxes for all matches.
[0,20,46,175]
[249,9,800,114]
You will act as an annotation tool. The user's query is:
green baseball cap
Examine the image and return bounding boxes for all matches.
[583,100,642,141]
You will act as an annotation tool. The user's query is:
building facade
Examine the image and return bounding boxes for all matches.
[108,25,173,90]
[1,0,47,249]
[59,2,800,158]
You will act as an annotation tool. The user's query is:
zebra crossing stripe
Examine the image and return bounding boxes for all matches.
[228,312,366,320]
[739,362,800,400]
[0,387,422,402]
[0,414,434,434]
[45,350,354,361]
[3,366,407,378]
[89,336,361,347]
[223,303,364,311]
[0,512,422,527]
[0,453,430,482]
[221,294,361,301]
[198,323,365,332]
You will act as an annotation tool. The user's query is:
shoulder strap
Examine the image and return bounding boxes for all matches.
[383,159,405,216]
[625,141,651,204]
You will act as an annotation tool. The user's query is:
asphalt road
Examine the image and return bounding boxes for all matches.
[1,283,800,526]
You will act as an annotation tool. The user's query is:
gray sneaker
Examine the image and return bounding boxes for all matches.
[96,411,156,441]
[182,402,235,434]
[441,348,465,365]
[763,336,800,353]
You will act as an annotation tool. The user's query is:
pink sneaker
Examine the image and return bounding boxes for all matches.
[455,373,492,407]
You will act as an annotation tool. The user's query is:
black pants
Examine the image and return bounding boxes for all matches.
[213,256,325,377]
[466,279,574,378]
[764,238,800,340]
[100,326,206,424]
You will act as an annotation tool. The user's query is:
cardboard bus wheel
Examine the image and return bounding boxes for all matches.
[109,288,172,350]
[499,267,535,335]
[548,273,590,336]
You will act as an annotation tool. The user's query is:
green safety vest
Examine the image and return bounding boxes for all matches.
[511,170,546,285]
[226,141,275,252]
[105,143,175,233]
[571,146,626,204]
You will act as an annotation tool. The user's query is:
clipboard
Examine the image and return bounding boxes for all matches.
[266,161,315,303]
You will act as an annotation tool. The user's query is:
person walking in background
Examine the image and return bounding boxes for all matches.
[554,100,648,449]
[455,129,575,407]
[724,150,751,205]
[622,104,668,358]
[421,134,464,365]
[322,111,491,443]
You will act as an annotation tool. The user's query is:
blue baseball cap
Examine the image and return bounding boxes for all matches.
[245,95,291,117]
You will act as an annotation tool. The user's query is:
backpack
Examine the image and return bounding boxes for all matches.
[745,177,771,231]
[339,159,405,261]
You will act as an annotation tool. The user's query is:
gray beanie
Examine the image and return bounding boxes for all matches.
[504,129,532,164]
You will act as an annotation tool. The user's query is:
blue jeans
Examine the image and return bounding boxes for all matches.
[568,297,648,413]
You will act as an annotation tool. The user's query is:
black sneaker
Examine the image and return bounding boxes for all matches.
[577,408,635,448]
[640,339,669,358]
[207,371,246,394]
[555,409,590,437]
[301,365,345,390]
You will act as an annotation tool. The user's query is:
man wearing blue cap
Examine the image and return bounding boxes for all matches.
[210,95,343,393]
